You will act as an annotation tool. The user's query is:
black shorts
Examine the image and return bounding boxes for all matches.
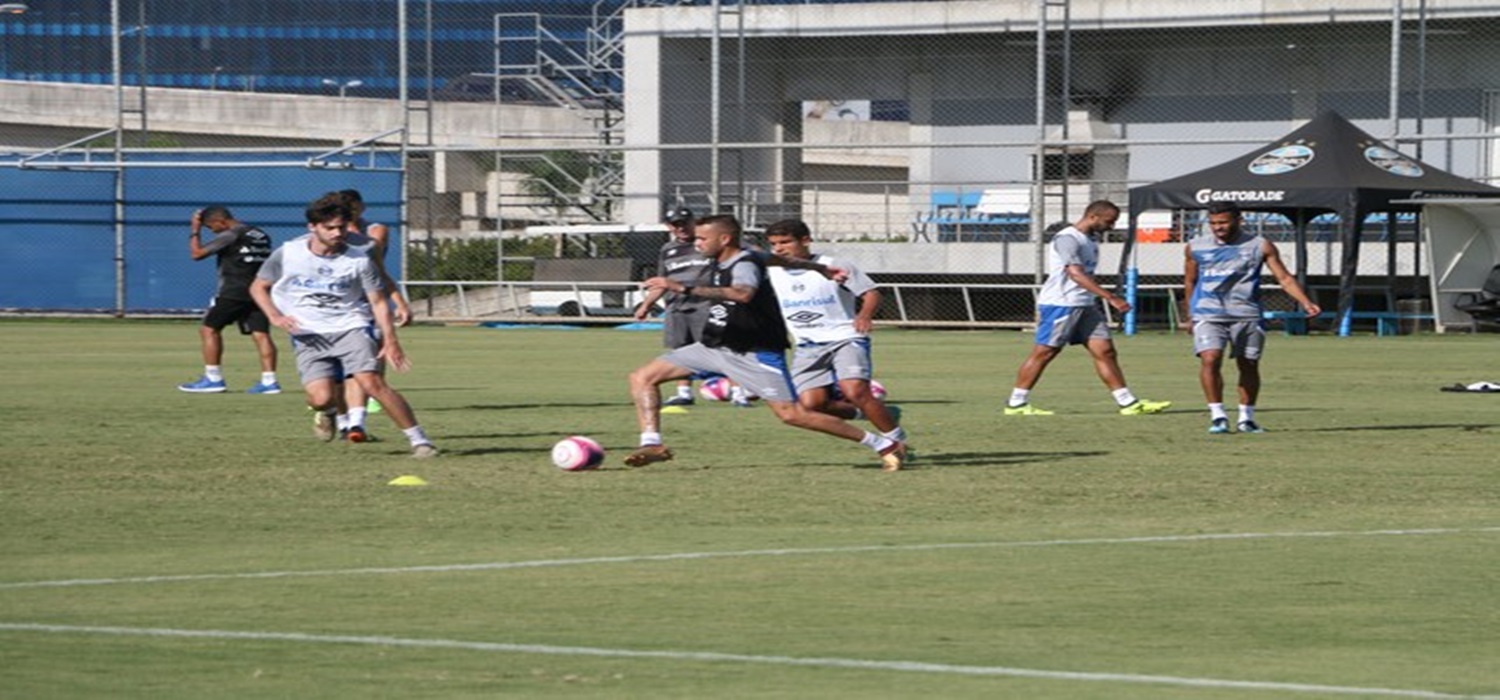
[203,297,270,335]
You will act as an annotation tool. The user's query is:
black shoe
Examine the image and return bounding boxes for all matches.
[663,395,695,407]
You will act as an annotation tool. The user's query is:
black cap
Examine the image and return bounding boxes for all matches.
[664,207,694,224]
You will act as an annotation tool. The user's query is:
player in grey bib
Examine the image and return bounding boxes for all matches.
[1184,202,1320,434]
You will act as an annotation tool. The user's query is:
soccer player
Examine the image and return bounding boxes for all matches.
[633,206,713,407]
[1005,200,1171,416]
[332,189,410,442]
[625,215,908,471]
[179,205,281,394]
[249,194,438,458]
[1184,201,1321,434]
[764,218,906,444]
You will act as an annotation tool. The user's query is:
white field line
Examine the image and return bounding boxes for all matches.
[2,526,1497,591]
[0,623,1492,699]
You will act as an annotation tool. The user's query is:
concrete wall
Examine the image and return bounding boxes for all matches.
[0,81,603,149]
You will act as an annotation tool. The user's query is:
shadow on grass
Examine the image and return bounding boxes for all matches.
[436,445,551,457]
[1301,423,1494,433]
[427,402,628,411]
[858,450,1111,469]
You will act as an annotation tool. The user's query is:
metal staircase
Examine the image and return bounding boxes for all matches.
[486,1,691,225]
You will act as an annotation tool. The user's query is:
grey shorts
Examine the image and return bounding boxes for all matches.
[1193,319,1265,360]
[662,303,708,349]
[1036,304,1111,347]
[660,342,797,403]
[291,327,382,385]
[790,337,872,395]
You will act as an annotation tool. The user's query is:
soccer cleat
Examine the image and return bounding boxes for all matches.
[663,395,695,407]
[178,376,227,393]
[731,398,753,408]
[1208,417,1231,434]
[1119,399,1172,415]
[411,443,440,459]
[1237,420,1266,434]
[624,444,674,467]
[1004,403,1054,416]
[245,381,281,395]
[879,441,908,472]
[312,411,337,442]
[346,426,372,443]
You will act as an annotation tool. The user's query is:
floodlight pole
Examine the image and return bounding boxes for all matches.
[709,0,723,213]
[1388,0,1402,142]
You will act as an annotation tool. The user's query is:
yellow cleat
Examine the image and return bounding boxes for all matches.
[1119,399,1171,415]
[1004,403,1055,416]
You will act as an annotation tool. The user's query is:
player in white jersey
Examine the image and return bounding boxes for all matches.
[1004,200,1171,416]
[250,194,438,458]
[764,219,906,444]
[332,189,409,442]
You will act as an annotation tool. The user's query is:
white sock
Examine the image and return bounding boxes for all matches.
[336,414,351,431]
[1209,403,1228,421]
[1239,405,1256,424]
[402,425,431,447]
[1112,387,1138,407]
[882,427,908,443]
[730,385,748,402]
[205,365,224,382]
[349,407,367,429]
[860,431,897,453]
[675,385,693,399]
[261,371,277,385]
[1008,388,1030,407]
[640,431,662,447]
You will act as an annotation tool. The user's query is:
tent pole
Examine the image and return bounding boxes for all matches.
[1337,202,1365,337]
[1386,212,1399,293]
[1295,208,1310,291]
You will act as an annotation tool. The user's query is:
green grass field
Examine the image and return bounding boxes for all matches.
[1,319,1497,698]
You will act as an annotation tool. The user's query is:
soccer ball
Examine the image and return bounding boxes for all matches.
[551,436,605,471]
[698,376,733,402]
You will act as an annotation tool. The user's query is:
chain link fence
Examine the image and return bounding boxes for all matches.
[3,1,1498,330]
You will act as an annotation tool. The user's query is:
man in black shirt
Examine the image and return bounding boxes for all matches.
[179,205,281,394]
[633,207,713,406]
[624,215,908,471]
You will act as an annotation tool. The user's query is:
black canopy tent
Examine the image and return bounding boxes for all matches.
[1124,110,1500,333]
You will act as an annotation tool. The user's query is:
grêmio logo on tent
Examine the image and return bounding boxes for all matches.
[1248,145,1315,175]
[1194,188,1287,204]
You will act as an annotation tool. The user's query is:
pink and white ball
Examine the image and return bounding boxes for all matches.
[870,379,888,401]
[698,377,733,402]
[552,436,605,471]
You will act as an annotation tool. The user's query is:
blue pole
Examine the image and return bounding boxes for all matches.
[1123,266,1139,335]
[1338,309,1353,337]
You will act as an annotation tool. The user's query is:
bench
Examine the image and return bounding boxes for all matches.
[1261,310,1435,336]
[911,188,1030,242]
